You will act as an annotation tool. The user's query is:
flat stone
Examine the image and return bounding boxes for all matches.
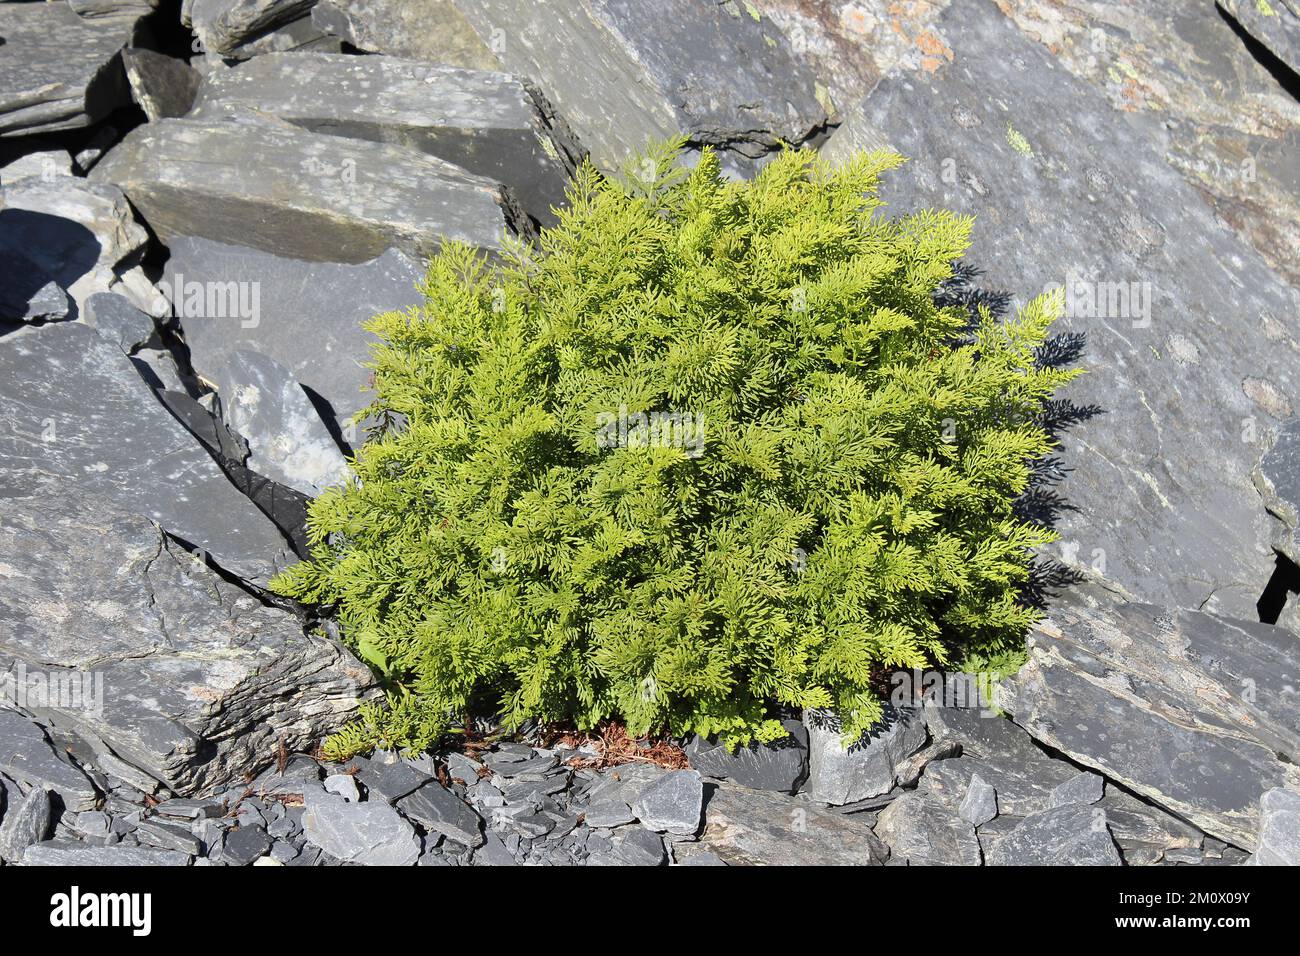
[0,710,98,811]
[302,789,421,866]
[397,782,485,847]
[958,774,998,827]
[804,705,926,806]
[0,249,69,324]
[185,0,318,56]
[359,756,433,804]
[153,798,222,820]
[686,718,808,793]
[213,349,349,497]
[0,150,74,184]
[585,763,667,806]
[615,826,666,866]
[471,831,517,866]
[1096,787,1204,865]
[85,292,157,353]
[999,588,1300,849]
[875,789,982,865]
[323,773,360,802]
[23,839,190,866]
[1222,0,1300,74]
[1256,418,1300,568]
[0,786,52,863]
[698,782,888,866]
[445,752,484,784]
[484,752,558,778]
[312,0,497,68]
[190,52,579,227]
[0,324,299,583]
[630,769,703,835]
[582,801,635,829]
[985,804,1122,866]
[1245,787,1300,865]
[121,48,202,122]
[93,117,528,265]
[221,824,273,865]
[0,3,134,137]
[0,489,375,796]
[452,0,827,174]
[1049,771,1105,809]
[824,0,1300,618]
[134,818,204,855]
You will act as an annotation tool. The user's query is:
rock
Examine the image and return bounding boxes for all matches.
[824,0,1300,619]
[93,117,528,264]
[1245,787,1300,865]
[134,818,204,855]
[1222,0,1300,73]
[0,787,52,863]
[302,789,421,865]
[958,774,998,827]
[0,150,74,185]
[804,705,926,806]
[0,489,375,796]
[221,824,272,865]
[312,0,498,68]
[998,588,1300,849]
[1092,787,1204,865]
[630,769,703,835]
[584,763,667,806]
[0,176,151,320]
[875,790,982,865]
[0,710,98,811]
[24,839,190,866]
[218,12,343,59]
[1256,418,1300,568]
[212,349,349,497]
[452,0,827,175]
[615,826,666,866]
[445,752,483,785]
[0,250,69,324]
[85,292,157,353]
[186,0,318,56]
[582,801,635,829]
[121,48,203,122]
[396,782,485,847]
[0,3,134,137]
[358,755,433,804]
[153,798,222,820]
[686,718,808,793]
[1049,772,1105,809]
[472,831,517,865]
[985,804,1122,866]
[0,323,295,583]
[483,752,558,778]
[190,51,578,227]
[323,773,360,802]
[698,782,888,865]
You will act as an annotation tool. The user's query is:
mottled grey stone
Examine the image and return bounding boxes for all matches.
[1049,771,1105,809]
[312,0,497,69]
[121,48,202,122]
[212,349,349,497]
[686,718,808,793]
[804,705,926,806]
[324,773,360,802]
[360,756,433,804]
[24,839,189,866]
[582,800,635,829]
[397,782,485,847]
[0,3,133,137]
[999,589,1300,849]
[302,789,420,866]
[1245,787,1300,866]
[0,324,295,582]
[985,804,1122,866]
[134,818,204,855]
[191,52,578,227]
[484,752,558,778]
[185,0,317,56]
[0,490,375,796]
[1222,0,1300,74]
[154,798,222,820]
[1256,418,1300,568]
[221,824,272,865]
[630,769,703,835]
[698,782,888,866]
[0,250,69,324]
[85,292,157,353]
[824,0,1300,619]
[585,763,667,806]
[958,773,998,827]
[0,710,98,811]
[875,789,982,866]
[93,117,527,264]
[615,826,665,866]
[472,831,517,866]
[445,752,483,784]
[452,0,827,174]
[0,786,52,863]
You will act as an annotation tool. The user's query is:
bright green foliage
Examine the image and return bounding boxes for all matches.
[271,141,1079,758]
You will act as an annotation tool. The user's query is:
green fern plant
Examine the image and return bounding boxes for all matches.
[272,140,1080,757]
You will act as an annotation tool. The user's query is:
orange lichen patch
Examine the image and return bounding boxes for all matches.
[921,55,944,73]
[915,29,953,60]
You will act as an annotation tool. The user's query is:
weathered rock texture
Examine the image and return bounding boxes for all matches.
[312,0,500,69]
[1220,0,1300,74]
[121,47,203,121]
[93,117,528,263]
[0,491,376,797]
[824,0,1300,619]
[185,0,318,56]
[1255,418,1300,567]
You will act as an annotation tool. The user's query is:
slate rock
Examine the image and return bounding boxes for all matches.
[0,710,98,811]
[1255,418,1300,568]
[453,0,827,174]
[0,786,53,863]
[985,804,1122,866]
[213,349,349,497]
[824,0,1300,619]
[585,763,667,806]
[1219,1,1300,85]
[24,839,190,866]
[217,11,343,59]
[93,117,528,265]
[1096,787,1204,865]
[698,782,888,866]
[1049,771,1105,809]
[630,769,703,835]
[875,789,982,866]
[958,774,998,827]
[445,752,484,785]
[686,718,808,793]
[0,3,134,137]
[615,826,666,866]
[0,324,295,583]
[121,48,202,122]
[804,705,926,806]
[1245,787,1300,866]
[472,831,518,866]
[323,773,360,802]
[312,0,498,68]
[190,52,579,227]
[999,588,1300,848]
[185,0,318,56]
[85,291,157,353]
[221,824,273,865]
[0,489,375,796]
[359,755,433,804]
[134,818,204,855]
[0,249,69,324]
[397,782,485,847]
[582,801,635,829]
[302,789,421,866]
